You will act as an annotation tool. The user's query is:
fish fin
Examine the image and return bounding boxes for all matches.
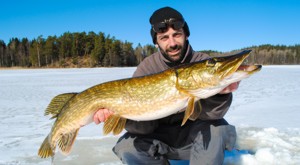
[181,97,195,126]
[189,101,202,121]
[103,115,121,135]
[57,128,79,155]
[38,135,55,158]
[45,93,77,119]
[113,118,127,135]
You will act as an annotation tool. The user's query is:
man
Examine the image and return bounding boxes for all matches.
[94,7,238,165]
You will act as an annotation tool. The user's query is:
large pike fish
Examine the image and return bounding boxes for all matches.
[38,50,261,158]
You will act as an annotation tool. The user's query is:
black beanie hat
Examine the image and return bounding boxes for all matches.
[149,7,190,44]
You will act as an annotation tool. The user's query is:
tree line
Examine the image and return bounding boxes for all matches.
[203,44,300,65]
[245,44,300,65]
[0,31,157,68]
[0,31,300,68]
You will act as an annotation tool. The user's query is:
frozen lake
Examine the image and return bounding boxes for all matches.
[0,66,299,164]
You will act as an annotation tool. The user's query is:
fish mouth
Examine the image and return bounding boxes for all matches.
[212,50,261,78]
[237,65,262,75]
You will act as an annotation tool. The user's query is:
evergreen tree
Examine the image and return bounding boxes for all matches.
[0,40,6,67]
[36,35,44,67]
[91,32,105,66]
[134,43,144,64]
[110,39,122,66]
[84,31,96,56]
[59,32,73,60]
[103,35,113,66]
[44,36,59,66]
[29,39,39,67]
[122,41,136,66]
[143,44,157,57]
[20,38,30,67]
[7,38,21,67]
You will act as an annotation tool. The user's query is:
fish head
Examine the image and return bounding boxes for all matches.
[207,50,262,80]
[176,50,261,97]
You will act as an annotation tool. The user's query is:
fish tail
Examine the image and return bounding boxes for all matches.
[38,135,55,158]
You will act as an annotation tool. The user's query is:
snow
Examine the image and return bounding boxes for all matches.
[0,66,299,164]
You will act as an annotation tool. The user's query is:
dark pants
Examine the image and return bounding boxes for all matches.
[113,119,236,165]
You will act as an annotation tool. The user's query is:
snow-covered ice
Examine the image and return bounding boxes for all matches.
[0,66,299,165]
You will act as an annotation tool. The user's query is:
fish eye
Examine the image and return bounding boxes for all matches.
[206,58,216,67]
[213,57,225,62]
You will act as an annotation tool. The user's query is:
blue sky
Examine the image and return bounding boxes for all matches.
[1,0,299,52]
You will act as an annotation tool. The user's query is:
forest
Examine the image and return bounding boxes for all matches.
[204,44,300,65]
[0,31,156,68]
[0,31,299,68]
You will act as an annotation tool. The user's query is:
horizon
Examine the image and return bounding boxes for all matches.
[1,0,300,52]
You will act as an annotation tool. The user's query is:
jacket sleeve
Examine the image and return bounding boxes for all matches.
[198,93,233,120]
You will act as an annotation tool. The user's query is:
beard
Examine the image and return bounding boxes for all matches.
[159,40,188,63]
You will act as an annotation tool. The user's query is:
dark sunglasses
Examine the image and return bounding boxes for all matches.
[152,18,185,33]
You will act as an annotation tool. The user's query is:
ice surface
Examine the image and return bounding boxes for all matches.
[0,66,299,164]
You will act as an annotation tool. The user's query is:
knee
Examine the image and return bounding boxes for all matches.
[113,136,136,157]
[224,125,237,150]
[211,124,236,150]
[113,138,142,164]
[113,137,169,164]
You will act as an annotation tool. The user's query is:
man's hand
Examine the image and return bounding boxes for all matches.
[219,81,240,94]
[93,108,114,124]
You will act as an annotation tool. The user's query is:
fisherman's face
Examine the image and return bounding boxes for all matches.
[156,28,187,62]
